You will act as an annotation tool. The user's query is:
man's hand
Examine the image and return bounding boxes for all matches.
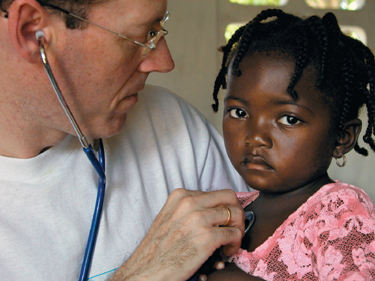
[111,188,245,281]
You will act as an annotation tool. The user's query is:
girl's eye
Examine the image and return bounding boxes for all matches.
[278,116,301,125]
[229,108,247,119]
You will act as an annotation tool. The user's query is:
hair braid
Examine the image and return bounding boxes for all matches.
[212,25,247,112]
[305,16,328,85]
[354,86,372,156]
[232,9,287,76]
[339,57,354,136]
[231,25,255,77]
[321,12,342,40]
[362,90,375,152]
[359,43,375,152]
[287,31,308,99]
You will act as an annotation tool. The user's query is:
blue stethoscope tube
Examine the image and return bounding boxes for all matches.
[80,141,106,281]
[36,31,106,281]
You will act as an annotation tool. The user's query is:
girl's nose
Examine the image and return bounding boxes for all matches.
[244,119,272,148]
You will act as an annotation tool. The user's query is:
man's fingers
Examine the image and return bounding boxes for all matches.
[178,204,245,234]
[170,189,245,224]
[216,225,243,255]
[214,260,225,270]
[168,188,242,208]
[198,274,208,281]
[195,225,242,258]
[217,205,245,231]
[125,188,245,280]
[220,205,231,226]
[194,189,242,209]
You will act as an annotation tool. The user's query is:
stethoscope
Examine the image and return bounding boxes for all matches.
[36,30,106,281]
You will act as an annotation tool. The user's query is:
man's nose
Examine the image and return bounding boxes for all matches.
[138,37,175,73]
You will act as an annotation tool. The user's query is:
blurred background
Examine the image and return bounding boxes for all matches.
[147,0,375,199]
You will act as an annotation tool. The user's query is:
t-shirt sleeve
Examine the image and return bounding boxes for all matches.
[170,88,248,193]
[134,85,249,194]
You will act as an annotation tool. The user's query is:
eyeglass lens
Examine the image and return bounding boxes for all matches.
[142,30,166,57]
[142,12,169,57]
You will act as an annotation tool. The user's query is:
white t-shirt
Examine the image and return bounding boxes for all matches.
[0,85,248,280]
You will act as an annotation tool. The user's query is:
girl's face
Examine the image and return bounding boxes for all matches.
[223,52,336,193]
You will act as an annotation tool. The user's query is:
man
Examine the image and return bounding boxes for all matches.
[0,0,248,280]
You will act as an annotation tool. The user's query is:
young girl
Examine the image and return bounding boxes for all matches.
[208,9,375,281]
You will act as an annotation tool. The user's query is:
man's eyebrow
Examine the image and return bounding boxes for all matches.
[144,11,168,27]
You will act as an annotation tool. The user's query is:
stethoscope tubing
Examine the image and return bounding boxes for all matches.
[37,33,90,149]
[80,140,106,281]
[37,31,107,281]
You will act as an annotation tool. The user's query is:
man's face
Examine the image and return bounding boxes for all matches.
[48,0,174,139]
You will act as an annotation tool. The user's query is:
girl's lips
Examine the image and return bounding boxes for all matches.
[241,155,273,171]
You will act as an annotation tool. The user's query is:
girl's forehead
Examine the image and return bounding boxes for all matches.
[228,53,296,92]
[227,52,326,109]
[231,51,296,70]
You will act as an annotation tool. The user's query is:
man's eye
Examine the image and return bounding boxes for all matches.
[278,116,301,125]
[148,30,157,39]
[229,108,247,119]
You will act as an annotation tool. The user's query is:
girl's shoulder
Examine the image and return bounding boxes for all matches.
[301,180,375,218]
[236,181,375,216]
[282,181,375,248]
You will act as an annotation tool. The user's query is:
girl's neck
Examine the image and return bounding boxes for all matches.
[256,174,333,204]
[244,175,333,252]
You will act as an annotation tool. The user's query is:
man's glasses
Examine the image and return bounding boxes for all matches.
[39,2,169,57]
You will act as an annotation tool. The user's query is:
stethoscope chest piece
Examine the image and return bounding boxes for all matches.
[245,210,255,234]
[242,210,255,250]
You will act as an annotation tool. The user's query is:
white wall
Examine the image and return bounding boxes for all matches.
[147,0,375,199]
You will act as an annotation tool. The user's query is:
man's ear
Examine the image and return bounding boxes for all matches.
[7,0,48,63]
[332,118,362,158]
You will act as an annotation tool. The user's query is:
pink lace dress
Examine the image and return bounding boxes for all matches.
[229,181,375,280]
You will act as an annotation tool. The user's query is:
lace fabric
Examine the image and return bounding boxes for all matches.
[229,181,375,280]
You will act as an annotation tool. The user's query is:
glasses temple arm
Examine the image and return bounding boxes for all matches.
[38,2,149,48]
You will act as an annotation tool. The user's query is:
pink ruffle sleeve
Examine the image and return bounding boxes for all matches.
[229,181,375,281]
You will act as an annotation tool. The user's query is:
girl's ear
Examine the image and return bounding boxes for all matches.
[332,118,362,158]
[7,0,48,63]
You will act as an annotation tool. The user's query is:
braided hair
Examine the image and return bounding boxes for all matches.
[213,9,375,156]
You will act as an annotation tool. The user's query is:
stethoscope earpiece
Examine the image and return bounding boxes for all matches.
[35,30,45,40]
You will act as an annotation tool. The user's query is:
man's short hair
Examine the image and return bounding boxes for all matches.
[1,0,107,29]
